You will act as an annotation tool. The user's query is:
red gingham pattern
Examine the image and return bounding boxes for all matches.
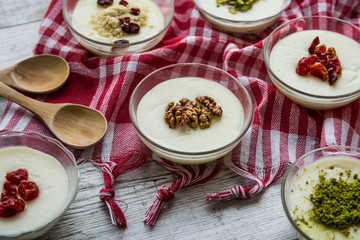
[0,0,360,227]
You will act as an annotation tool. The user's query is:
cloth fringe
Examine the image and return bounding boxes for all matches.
[144,154,224,226]
[93,151,148,228]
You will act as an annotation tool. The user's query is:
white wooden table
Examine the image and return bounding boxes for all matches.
[0,1,297,239]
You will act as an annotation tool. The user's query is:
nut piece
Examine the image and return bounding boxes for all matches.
[196,96,223,117]
[164,96,222,129]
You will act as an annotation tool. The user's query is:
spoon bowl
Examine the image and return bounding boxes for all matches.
[51,104,108,148]
[0,82,107,149]
[0,55,70,94]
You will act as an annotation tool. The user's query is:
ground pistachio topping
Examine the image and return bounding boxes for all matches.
[309,171,360,237]
[215,0,258,13]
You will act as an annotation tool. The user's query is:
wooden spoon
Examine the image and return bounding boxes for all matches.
[0,82,107,149]
[0,55,70,94]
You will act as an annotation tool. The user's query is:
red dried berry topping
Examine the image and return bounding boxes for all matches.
[120,17,131,24]
[310,62,328,81]
[97,0,113,7]
[0,199,25,218]
[328,71,339,85]
[130,8,140,16]
[119,0,128,6]
[296,57,310,76]
[308,36,320,54]
[18,181,39,201]
[1,182,18,202]
[6,168,28,185]
[296,36,342,85]
[121,22,140,34]
[327,47,337,57]
[114,39,129,44]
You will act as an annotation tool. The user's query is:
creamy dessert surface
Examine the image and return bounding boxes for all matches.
[197,0,285,21]
[289,156,360,239]
[72,0,164,43]
[0,147,69,236]
[270,30,360,96]
[137,77,244,152]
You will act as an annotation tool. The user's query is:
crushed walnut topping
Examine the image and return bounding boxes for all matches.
[165,96,223,129]
[90,0,149,40]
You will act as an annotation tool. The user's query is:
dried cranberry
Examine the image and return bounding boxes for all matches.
[6,169,28,185]
[328,71,338,85]
[328,56,342,74]
[97,0,113,6]
[1,182,18,202]
[296,57,310,76]
[120,17,131,24]
[0,199,25,218]
[314,52,328,66]
[310,62,328,81]
[316,44,327,53]
[130,8,141,16]
[18,181,39,201]
[114,39,130,44]
[119,0,128,6]
[121,22,140,34]
[308,36,320,54]
[327,47,337,58]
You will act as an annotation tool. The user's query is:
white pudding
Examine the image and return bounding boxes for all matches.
[136,77,244,155]
[72,0,164,44]
[289,156,360,239]
[0,147,69,236]
[195,0,287,32]
[269,30,360,109]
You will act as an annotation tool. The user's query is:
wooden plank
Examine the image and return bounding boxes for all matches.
[0,0,50,28]
[0,22,41,69]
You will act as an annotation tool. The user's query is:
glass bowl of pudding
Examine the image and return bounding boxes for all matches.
[63,0,174,56]
[192,0,291,33]
[282,146,360,239]
[0,131,79,240]
[129,63,253,165]
[264,16,360,110]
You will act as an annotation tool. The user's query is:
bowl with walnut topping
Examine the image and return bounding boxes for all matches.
[264,16,360,110]
[129,63,253,164]
[63,0,174,56]
[0,131,79,240]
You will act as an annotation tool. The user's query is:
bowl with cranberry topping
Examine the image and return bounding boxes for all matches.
[129,63,253,164]
[0,131,79,240]
[63,0,174,56]
[264,16,360,110]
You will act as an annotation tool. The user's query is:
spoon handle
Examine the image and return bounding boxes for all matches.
[0,82,58,123]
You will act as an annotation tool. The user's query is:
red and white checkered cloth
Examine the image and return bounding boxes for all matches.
[1,0,360,228]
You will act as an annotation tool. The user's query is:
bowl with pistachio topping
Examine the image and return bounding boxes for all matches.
[63,0,174,56]
[282,146,360,240]
[192,0,291,33]
[129,63,253,164]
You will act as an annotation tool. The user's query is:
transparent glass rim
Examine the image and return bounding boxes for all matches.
[281,145,360,240]
[264,16,360,100]
[0,131,80,239]
[193,0,291,24]
[62,0,175,48]
[129,63,253,157]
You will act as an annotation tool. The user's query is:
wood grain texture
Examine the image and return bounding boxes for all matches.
[0,1,297,239]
